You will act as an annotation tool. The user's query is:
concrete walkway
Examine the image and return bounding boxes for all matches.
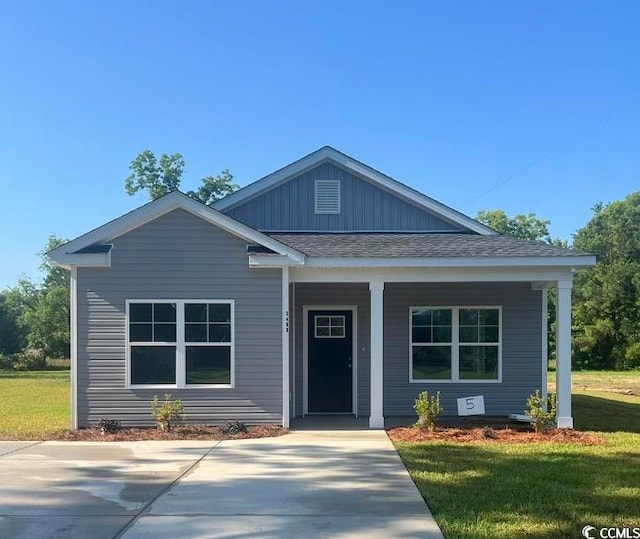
[0,431,442,539]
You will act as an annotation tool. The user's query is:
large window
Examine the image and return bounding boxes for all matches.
[127,300,234,388]
[410,306,501,382]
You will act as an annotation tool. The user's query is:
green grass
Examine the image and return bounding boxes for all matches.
[395,370,640,538]
[0,370,70,439]
[548,369,640,395]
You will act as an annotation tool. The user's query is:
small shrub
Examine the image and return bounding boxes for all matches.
[622,342,640,370]
[97,418,121,435]
[482,426,495,439]
[526,390,557,433]
[11,350,47,370]
[413,390,442,431]
[151,394,185,432]
[219,420,247,436]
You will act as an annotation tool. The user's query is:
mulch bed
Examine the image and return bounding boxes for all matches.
[387,426,604,445]
[41,424,288,442]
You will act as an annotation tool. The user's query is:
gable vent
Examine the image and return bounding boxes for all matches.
[314,180,341,214]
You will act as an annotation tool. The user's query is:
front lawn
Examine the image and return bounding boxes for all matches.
[0,370,70,439]
[394,371,640,538]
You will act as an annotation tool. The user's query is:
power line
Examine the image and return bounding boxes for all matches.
[465,112,613,206]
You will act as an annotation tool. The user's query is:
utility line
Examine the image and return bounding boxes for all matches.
[465,112,614,206]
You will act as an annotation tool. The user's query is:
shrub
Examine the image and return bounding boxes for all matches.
[97,418,121,435]
[622,342,640,370]
[11,350,47,370]
[413,390,442,431]
[219,420,247,436]
[526,390,557,433]
[151,394,185,432]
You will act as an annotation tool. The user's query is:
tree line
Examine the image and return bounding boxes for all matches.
[0,150,638,371]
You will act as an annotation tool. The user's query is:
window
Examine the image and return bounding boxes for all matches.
[127,300,234,388]
[410,306,501,382]
[314,180,341,214]
[314,315,345,338]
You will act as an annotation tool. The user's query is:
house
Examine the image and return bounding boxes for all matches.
[49,146,595,430]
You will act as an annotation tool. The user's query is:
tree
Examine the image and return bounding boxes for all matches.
[1,237,72,362]
[476,209,552,242]
[125,150,237,204]
[572,193,640,369]
[22,236,71,359]
[0,291,28,357]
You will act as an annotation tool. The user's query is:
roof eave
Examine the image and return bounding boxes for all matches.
[302,255,596,269]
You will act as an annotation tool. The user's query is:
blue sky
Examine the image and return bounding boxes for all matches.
[1,1,639,288]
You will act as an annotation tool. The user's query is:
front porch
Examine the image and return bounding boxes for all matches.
[282,270,576,430]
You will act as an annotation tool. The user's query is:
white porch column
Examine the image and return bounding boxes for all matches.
[282,267,290,429]
[369,281,384,429]
[555,279,573,429]
[70,266,78,429]
[541,286,549,402]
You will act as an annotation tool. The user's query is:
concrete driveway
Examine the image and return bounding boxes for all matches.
[0,431,441,538]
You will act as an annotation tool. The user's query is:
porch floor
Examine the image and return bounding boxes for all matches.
[290,415,526,430]
[290,415,369,430]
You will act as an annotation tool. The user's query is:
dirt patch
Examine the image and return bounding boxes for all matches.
[387,426,604,445]
[42,424,288,442]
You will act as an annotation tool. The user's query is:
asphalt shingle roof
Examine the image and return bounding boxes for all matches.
[267,233,590,258]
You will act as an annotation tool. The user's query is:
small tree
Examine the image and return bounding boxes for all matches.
[526,390,557,433]
[413,390,443,431]
[151,394,185,432]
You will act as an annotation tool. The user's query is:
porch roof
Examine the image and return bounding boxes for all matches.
[267,233,592,259]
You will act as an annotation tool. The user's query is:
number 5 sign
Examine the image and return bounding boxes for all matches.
[457,395,485,416]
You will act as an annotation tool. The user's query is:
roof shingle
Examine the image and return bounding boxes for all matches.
[267,233,590,258]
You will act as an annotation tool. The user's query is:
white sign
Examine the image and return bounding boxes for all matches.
[457,395,485,416]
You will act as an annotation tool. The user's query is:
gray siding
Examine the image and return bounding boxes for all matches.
[77,209,283,427]
[225,163,465,232]
[384,283,542,416]
[292,283,370,417]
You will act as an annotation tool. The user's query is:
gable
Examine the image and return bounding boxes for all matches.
[224,162,468,232]
[48,191,304,268]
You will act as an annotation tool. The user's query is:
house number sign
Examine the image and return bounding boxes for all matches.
[457,395,485,416]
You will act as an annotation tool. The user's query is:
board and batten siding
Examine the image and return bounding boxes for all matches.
[225,162,465,232]
[292,283,370,417]
[76,208,283,427]
[384,283,542,416]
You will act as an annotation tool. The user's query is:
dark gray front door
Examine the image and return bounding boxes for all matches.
[308,310,353,413]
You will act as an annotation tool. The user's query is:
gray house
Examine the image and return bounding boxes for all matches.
[49,146,595,429]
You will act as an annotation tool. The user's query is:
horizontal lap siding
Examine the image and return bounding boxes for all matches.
[384,283,542,416]
[226,163,464,232]
[293,283,370,416]
[77,208,282,427]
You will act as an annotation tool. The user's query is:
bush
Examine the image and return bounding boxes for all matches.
[151,394,185,432]
[97,418,121,435]
[219,420,247,436]
[413,390,442,431]
[10,350,47,370]
[622,342,640,370]
[526,390,557,433]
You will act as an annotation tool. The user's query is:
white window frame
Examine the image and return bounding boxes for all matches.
[126,299,235,389]
[314,179,341,214]
[409,306,502,384]
[314,314,346,338]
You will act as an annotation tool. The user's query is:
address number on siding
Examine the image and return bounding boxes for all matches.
[457,395,486,416]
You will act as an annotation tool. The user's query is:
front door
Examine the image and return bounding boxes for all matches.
[308,310,353,413]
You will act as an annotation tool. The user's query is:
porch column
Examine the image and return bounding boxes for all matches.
[555,279,573,429]
[282,267,290,429]
[369,281,384,429]
[541,286,549,402]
